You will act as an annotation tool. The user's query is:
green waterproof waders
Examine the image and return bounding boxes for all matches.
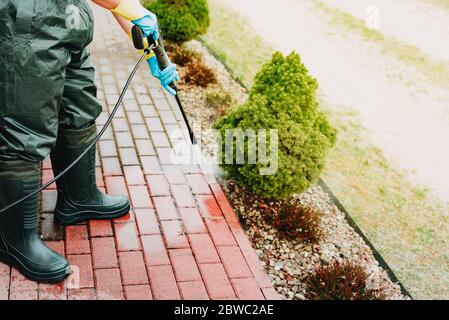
[0,1,130,281]
[0,161,70,283]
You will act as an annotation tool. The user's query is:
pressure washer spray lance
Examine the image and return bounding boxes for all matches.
[0,27,197,215]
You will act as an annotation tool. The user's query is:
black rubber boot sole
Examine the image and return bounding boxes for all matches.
[55,203,131,226]
[0,250,70,283]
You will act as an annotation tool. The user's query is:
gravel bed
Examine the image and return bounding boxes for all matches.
[176,40,406,300]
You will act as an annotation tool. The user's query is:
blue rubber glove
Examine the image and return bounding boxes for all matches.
[147,55,180,96]
[132,10,159,41]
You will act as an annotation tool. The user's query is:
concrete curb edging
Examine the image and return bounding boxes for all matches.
[318,179,413,299]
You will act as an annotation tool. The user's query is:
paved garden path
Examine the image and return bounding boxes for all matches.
[0,4,278,300]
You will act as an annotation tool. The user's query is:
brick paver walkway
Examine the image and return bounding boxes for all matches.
[0,4,278,300]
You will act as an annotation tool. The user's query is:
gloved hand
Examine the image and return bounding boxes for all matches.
[147,55,180,96]
[112,0,159,40]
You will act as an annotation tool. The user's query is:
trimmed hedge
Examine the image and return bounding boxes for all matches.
[145,0,210,43]
[214,52,337,200]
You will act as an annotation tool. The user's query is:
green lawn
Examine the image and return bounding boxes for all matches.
[202,0,449,299]
[311,0,449,89]
[200,0,274,88]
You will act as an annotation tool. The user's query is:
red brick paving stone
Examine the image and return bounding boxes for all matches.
[229,228,273,289]
[135,208,160,235]
[105,176,128,196]
[160,220,189,249]
[118,251,148,286]
[196,195,223,218]
[145,117,164,132]
[171,184,196,207]
[186,174,211,195]
[129,185,153,208]
[210,184,239,224]
[119,147,140,166]
[89,220,113,238]
[102,157,122,176]
[163,165,186,184]
[179,208,207,234]
[0,276,9,300]
[146,175,170,196]
[156,148,173,165]
[9,290,38,300]
[199,264,236,300]
[65,225,90,255]
[141,234,170,266]
[0,262,10,300]
[127,111,145,124]
[124,285,153,300]
[39,281,66,300]
[99,140,118,157]
[147,265,181,300]
[100,126,114,140]
[204,218,237,246]
[151,131,170,147]
[178,281,209,300]
[153,196,179,220]
[10,268,38,292]
[159,110,177,124]
[123,165,146,185]
[67,255,94,288]
[42,156,52,169]
[181,164,202,174]
[230,278,265,300]
[42,190,57,212]
[203,173,218,184]
[96,167,105,187]
[168,249,201,282]
[141,156,162,174]
[42,169,56,189]
[95,268,124,300]
[116,131,134,148]
[135,139,156,156]
[91,237,118,269]
[216,246,253,279]
[131,124,150,139]
[68,288,96,300]
[188,234,220,264]
[141,104,158,117]
[114,222,141,251]
[112,118,130,132]
[262,287,282,300]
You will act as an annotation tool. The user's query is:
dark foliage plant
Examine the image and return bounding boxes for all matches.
[165,42,217,87]
[305,260,385,300]
[270,203,323,243]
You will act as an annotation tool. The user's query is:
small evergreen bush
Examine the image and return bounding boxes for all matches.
[214,52,337,199]
[145,0,210,43]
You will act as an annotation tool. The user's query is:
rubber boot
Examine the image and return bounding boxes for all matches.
[0,160,70,283]
[51,124,130,226]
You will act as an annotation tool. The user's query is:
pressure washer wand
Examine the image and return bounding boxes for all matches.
[131,26,197,145]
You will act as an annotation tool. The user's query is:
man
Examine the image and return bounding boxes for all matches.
[0,0,178,283]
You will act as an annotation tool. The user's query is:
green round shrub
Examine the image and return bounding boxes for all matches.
[214,52,337,200]
[145,0,210,43]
